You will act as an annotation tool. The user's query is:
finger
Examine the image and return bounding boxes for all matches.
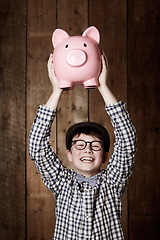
[102,54,109,71]
[48,53,53,63]
[47,55,51,67]
[47,55,54,70]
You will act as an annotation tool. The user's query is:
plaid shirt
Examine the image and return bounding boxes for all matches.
[29,101,136,240]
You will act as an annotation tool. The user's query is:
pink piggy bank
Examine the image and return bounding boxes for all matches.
[52,26,101,89]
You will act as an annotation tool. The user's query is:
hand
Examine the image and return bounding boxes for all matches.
[98,52,117,104]
[98,53,108,89]
[47,53,59,91]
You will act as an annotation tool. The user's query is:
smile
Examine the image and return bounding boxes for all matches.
[80,157,94,162]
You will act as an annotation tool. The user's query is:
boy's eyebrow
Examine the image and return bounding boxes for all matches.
[72,139,103,142]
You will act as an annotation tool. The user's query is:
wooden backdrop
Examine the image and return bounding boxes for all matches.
[0,0,160,239]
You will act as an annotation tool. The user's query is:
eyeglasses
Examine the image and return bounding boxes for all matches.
[72,140,104,151]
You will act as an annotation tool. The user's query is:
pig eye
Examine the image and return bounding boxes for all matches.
[65,44,69,48]
[84,43,87,47]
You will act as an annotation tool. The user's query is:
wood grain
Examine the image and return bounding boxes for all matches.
[27,0,57,239]
[128,0,160,239]
[0,0,26,239]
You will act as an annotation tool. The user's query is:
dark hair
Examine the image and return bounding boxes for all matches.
[66,122,110,152]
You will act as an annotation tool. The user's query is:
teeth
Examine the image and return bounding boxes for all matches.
[80,157,93,162]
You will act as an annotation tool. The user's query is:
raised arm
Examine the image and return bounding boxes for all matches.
[45,53,63,110]
[98,53,137,195]
[28,54,67,197]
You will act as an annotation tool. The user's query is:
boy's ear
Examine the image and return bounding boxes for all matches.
[103,152,108,163]
[66,150,72,162]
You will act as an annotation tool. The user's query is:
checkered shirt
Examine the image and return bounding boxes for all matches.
[28,101,137,240]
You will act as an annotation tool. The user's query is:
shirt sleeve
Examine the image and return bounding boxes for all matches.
[105,101,137,196]
[28,105,71,199]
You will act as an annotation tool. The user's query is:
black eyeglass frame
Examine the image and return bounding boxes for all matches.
[71,140,104,151]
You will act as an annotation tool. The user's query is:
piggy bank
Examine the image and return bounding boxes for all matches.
[52,26,101,89]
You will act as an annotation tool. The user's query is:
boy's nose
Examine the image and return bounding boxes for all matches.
[84,142,93,152]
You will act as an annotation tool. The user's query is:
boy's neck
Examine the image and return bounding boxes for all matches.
[75,169,100,178]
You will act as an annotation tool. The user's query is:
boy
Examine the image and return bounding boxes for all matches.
[29,53,136,239]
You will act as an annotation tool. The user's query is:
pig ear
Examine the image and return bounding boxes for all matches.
[82,26,100,44]
[52,29,69,48]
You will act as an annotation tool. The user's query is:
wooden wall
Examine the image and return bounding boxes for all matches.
[0,0,159,239]
[0,0,26,239]
[128,1,160,239]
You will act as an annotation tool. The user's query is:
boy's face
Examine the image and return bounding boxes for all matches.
[66,133,108,177]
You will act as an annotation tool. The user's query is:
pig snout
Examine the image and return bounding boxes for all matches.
[66,50,86,67]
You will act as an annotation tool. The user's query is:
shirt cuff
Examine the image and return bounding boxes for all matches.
[35,105,56,125]
[105,101,126,119]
